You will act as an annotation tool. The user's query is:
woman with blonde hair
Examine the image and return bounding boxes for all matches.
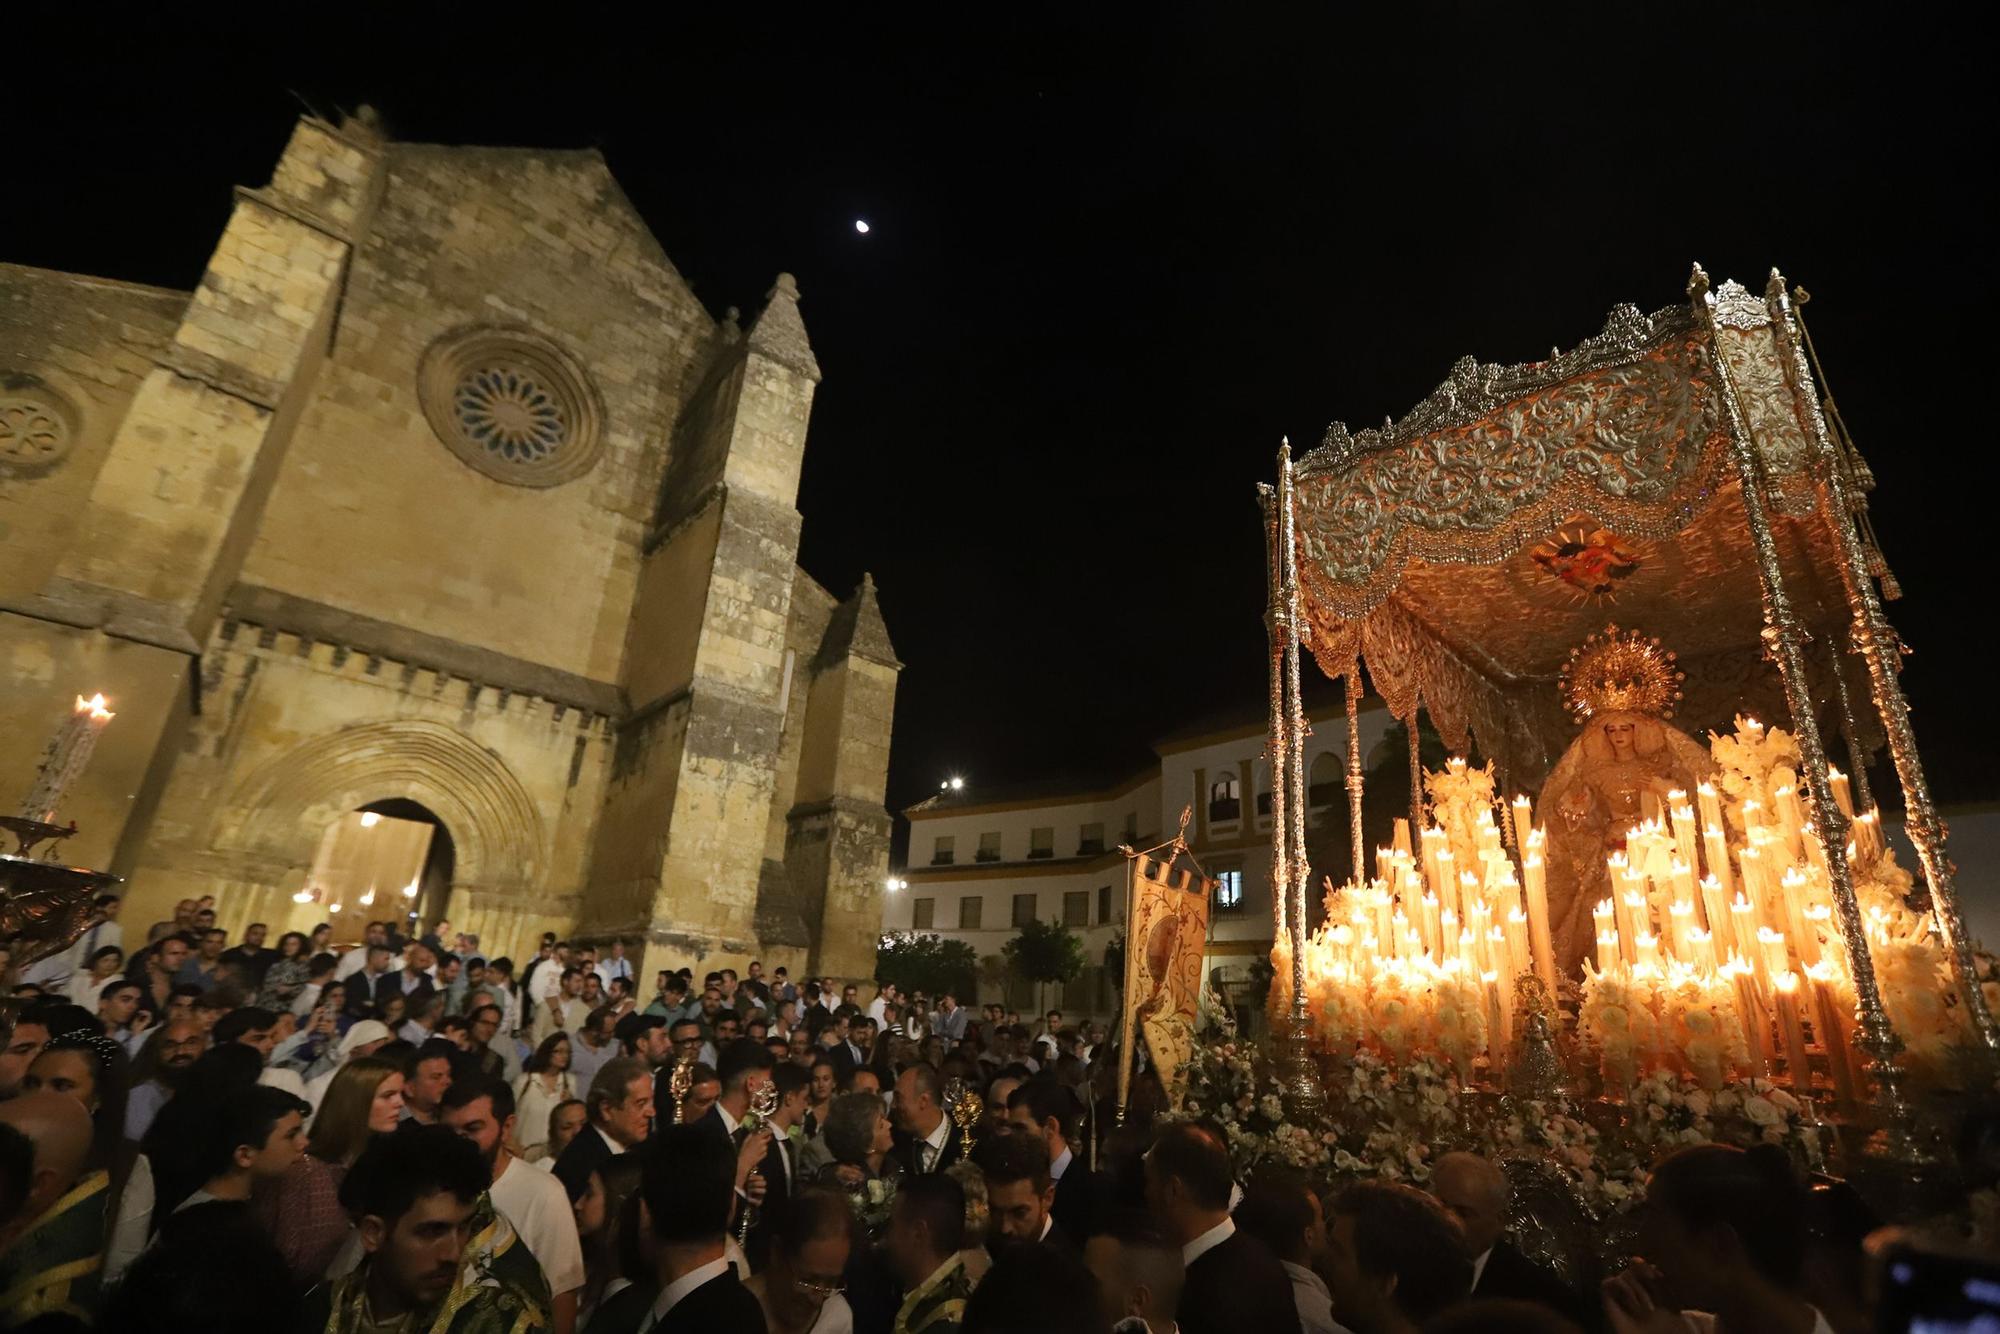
[514,1030,575,1156]
[255,1053,404,1284]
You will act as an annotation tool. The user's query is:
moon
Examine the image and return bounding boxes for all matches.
[854,219,871,234]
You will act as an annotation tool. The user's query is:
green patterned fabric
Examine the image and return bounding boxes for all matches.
[299,1192,552,1334]
[892,1252,972,1334]
[0,1168,108,1328]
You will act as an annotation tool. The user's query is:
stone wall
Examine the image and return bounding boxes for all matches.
[2,115,900,982]
[239,143,714,686]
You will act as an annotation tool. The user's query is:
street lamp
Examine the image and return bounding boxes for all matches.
[885,876,908,892]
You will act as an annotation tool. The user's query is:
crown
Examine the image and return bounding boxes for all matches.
[1558,625,1685,723]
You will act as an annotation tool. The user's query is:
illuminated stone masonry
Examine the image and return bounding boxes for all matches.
[0,108,898,980]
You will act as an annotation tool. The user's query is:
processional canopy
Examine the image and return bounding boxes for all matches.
[1285,271,1855,789]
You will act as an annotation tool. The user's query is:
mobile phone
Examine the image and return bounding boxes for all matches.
[1877,1242,2000,1333]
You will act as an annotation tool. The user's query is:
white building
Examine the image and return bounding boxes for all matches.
[882,697,1399,1021]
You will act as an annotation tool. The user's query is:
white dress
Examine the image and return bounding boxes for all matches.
[514,1071,576,1153]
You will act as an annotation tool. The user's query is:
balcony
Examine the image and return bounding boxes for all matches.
[1077,839,1105,855]
[1208,798,1241,823]
[975,849,1001,863]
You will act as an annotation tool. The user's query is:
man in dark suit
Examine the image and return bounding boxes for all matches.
[1432,1150,1594,1328]
[1324,1181,1472,1334]
[701,1039,783,1266]
[552,1056,655,1201]
[372,940,438,1014]
[975,1132,1076,1253]
[1144,1122,1301,1334]
[617,1122,767,1334]
[889,1060,963,1177]
[1005,1076,1098,1241]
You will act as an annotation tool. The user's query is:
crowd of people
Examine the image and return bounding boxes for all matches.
[0,898,1981,1333]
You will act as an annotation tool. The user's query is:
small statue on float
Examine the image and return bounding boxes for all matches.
[1537,627,1713,978]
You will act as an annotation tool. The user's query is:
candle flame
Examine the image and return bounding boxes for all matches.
[1774,971,1799,994]
[74,693,115,721]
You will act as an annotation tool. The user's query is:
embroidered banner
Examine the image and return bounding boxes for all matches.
[1119,850,1211,1114]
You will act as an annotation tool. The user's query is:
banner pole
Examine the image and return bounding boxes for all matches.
[1116,851,1140,1126]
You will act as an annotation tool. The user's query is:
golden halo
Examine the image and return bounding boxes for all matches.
[1558,624,1685,723]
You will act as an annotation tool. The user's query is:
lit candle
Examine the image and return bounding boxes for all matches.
[1686,925,1717,973]
[1393,818,1413,856]
[1484,969,1510,1072]
[1696,782,1724,840]
[1619,885,1649,968]
[19,693,116,824]
[1596,930,1620,973]
[1669,856,1701,924]
[1700,874,1735,955]
[1592,899,1617,969]
[1805,960,1856,1106]
[1852,810,1881,865]
[1504,907,1530,983]
[1669,801,1700,879]
[1523,837,1558,993]
[1703,823,1735,898]
[1738,844,1768,918]
[1730,893,1759,949]
[1668,898,1696,958]
[1773,785,1808,862]
[1798,903,1829,968]
[1635,930,1661,970]
[1724,953,1772,1074]
[1827,766,1854,820]
[1757,926,1789,979]
[1511,795,1533,849]
[1773,971,1812,1092]
[1419,891,1442,960]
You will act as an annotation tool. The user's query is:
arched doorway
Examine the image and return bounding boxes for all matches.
[303,800,456,945]
[359,799,456,933]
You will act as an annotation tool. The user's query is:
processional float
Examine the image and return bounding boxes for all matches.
[1261,267,1992,1164]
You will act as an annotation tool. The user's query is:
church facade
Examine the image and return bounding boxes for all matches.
[0,110,899,981]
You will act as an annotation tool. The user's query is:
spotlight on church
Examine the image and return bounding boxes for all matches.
[949,776,965,791]
[854,219,871,234]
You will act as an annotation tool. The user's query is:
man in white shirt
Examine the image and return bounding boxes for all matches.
[533,957,576,1043]
[865,982,895,1025]
[595,939,634,989]
[441,1074,585,1334]
[568,1006,619,1090]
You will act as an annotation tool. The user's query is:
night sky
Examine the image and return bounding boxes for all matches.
[10,11,1995,837]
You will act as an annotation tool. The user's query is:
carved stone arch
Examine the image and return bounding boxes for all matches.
[212,720,546,892]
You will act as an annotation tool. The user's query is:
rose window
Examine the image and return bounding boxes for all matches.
[417,326,603,487]
[453,367,569,463]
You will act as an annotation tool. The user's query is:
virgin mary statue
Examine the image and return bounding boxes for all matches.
[1537,627,1713,979]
